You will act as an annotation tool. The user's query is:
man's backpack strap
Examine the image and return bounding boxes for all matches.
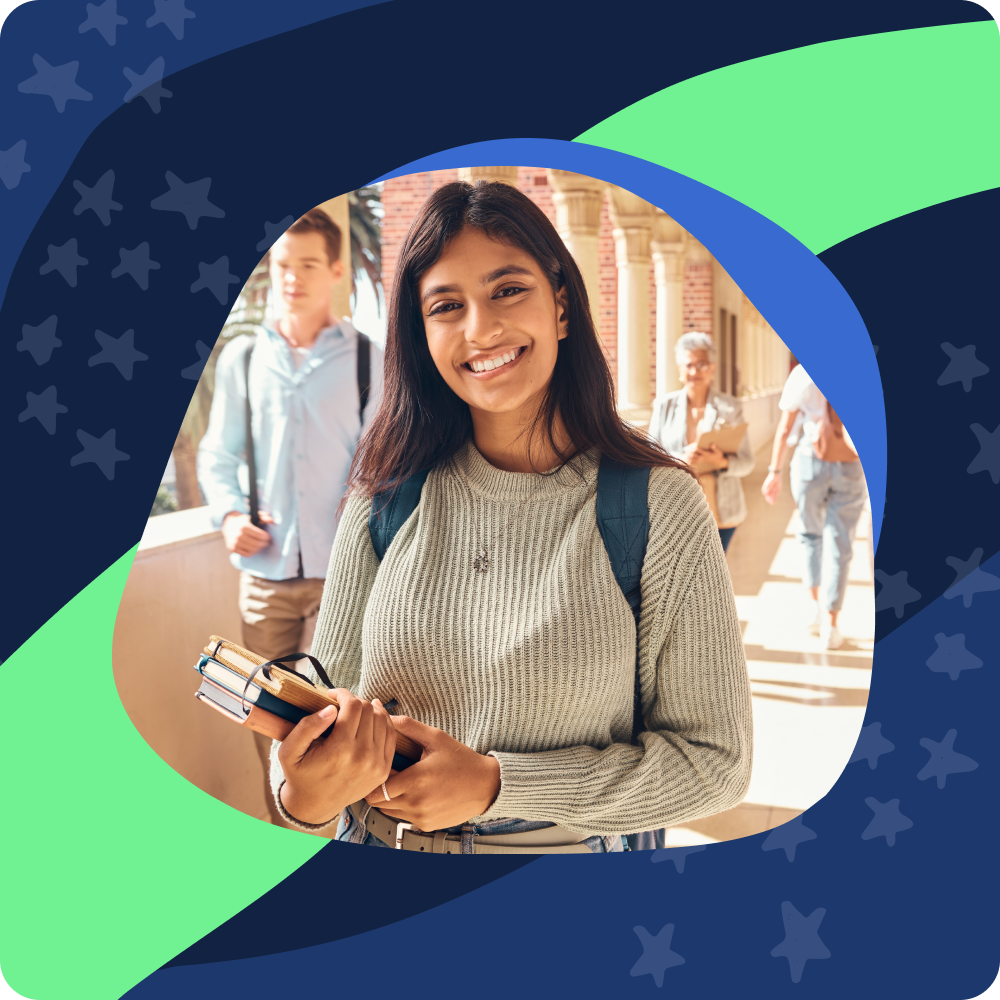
[368,468,431,561]
[357,331,371,427]
[242,336,261,527]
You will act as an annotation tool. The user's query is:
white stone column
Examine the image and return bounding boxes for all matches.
[651,210,686,399]
[457,166,518,185]
[547,170,606,323]
[609,188,655,423]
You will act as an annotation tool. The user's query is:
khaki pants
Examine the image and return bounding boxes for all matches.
[238,572,325,826]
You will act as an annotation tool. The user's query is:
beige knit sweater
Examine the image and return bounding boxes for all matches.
[271,442,752,837]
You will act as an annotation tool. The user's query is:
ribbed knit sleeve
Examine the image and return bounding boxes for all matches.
[480,468,753,835]
[268,493,377,816]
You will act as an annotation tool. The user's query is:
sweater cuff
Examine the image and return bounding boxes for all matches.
[476,748,589,827]
[274,780,341,832]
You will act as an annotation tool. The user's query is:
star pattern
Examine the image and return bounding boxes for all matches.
[256,216,294,252]
[770,902,830,984]
[944,548,1000,608]
[650,844,707,873]
[17,54,93,113]
[917,729,978,789]
[0,139,31,191]
[146,0,196,40]
[70,428,129,480]
[861,797,913,847]
[123,57,173,113]
[78,0,127,45]
[967,422,1000,484]
[849,721,895,769]
[150,171,224,229]
[937,342,989,393]
[72,169,123,226]
[17,316,61,365]
[18,386,68,435]
[191,256,239,304]
[926,632,983,681]
[87,329,149,380]
[630,924,685,986]
[762,816,817,862]
[180,339,212,380]
[40,239,88,287]
[111,242,161,290]
[874,568,921,618]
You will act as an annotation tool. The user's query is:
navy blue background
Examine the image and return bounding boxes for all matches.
[1,1,996,996]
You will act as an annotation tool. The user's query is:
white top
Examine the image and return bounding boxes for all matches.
[778,364,856,456]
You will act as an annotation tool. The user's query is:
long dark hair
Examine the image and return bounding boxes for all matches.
[349,180,692,496]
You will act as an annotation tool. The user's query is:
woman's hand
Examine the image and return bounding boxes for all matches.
[702,444,729,470]
[363,716,501,831]
[761,471,782,504]
[279,691,397,826]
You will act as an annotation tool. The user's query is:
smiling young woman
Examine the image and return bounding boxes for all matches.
[268,180,753,854]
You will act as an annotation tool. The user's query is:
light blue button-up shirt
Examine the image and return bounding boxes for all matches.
[197,320,383,580]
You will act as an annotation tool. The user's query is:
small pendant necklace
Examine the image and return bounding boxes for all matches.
[451,457,554,574]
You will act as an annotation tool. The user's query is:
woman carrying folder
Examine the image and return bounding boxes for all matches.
[648,333,754,552]
[269,181,752,853]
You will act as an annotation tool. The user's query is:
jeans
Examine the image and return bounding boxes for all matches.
[718,527,737,552]
[336,807,627,853]
[789,451,867,613]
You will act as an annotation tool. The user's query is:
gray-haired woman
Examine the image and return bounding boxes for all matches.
[648,332,754,552]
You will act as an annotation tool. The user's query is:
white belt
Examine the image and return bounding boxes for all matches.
[349,802,593,854]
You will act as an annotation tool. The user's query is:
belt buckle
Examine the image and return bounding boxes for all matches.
[394,821,413,849]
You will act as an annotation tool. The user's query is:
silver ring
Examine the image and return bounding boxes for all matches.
[382,781,391,802]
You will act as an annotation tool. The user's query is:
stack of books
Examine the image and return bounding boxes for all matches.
[193,635,419,769]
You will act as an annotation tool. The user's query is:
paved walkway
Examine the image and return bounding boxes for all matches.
[665,448,874,845]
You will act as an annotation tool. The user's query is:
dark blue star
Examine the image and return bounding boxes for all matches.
[87,329,148,380]
[651,844,707,873]
[849,721,895,770]
[146,0,195,40]
[944,548,1000,608]
[256,215,294,252]
[630,924,685,986]
[968,422,1000,485]
[123,57,172,113]
[938,342,989,393]
[762,815,817,862]
[150,171,224,230]
[17,315,61,365]
[40,239,88,287]
[191,256,239,304]
[18,386,68,435]
[180,339,211,380]
[17,54,93,113]
[111,242,160,290]
[770,901,830,984]
[70,428,129,480]
[874,568,921,618]
[78,0,127,45]
[917,730,978,789]
[861,797,913,847]
[0,139,31,190]
[72,169,122,226]
[926,632,983,681]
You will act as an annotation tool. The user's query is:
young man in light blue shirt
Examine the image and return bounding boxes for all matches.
[198,208,382,820]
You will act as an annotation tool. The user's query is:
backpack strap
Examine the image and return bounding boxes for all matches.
[357,331,371,427]
[596,456,661,851]
[242,336,261,527]
[368,469,431,561]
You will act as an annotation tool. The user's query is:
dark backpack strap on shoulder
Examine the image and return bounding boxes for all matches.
[356,331,371,426]
[368,469,431,562]
[243,336,261,527]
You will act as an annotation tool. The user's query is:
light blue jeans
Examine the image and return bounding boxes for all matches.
[336,807,626,853]
[789,451,867,613]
